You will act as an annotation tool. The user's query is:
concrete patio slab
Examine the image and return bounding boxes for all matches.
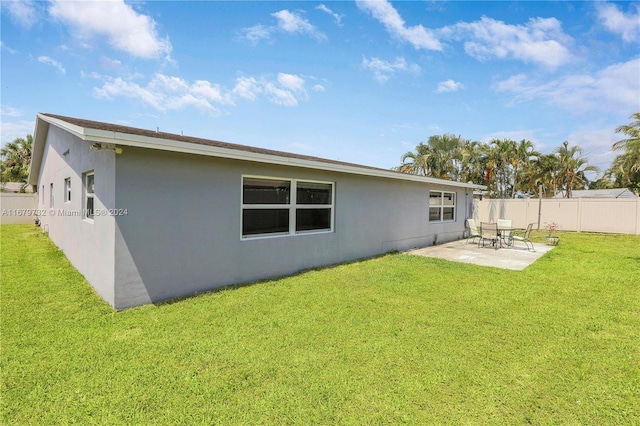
[406,239,555,270]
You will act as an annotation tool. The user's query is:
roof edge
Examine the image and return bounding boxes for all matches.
[32,114,486,190]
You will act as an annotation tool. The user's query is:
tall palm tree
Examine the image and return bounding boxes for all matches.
[1,134,33,191]
[397,134,465,180]
[511,139,539,197]
[398,142,431,176]
[554,141,598,198]
[486,139,516,198]
[611,112,640,190]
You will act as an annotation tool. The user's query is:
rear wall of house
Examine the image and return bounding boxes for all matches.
[113,147,471,309]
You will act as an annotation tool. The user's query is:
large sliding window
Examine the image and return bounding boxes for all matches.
[429,191,455,222]
[242,176,334,238]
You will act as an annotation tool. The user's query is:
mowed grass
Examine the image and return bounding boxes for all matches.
[1,225,639,425]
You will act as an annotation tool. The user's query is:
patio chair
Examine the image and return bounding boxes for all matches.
[466,218,481,243]
[498,218,512,247]
[511,223,535,251]
[479,222,499,249]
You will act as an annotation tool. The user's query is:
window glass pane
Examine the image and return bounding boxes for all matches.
[86,197,94,219]
[243,178,290,204]
[443,193,454,205]
[242,209,289,236]
[443,207,454,220]
[86,174,95,194]
[429,207,441,222]
[65,178,71,202]
[296,208,331,232]
[297,182,332,205]
[429,192,441,205]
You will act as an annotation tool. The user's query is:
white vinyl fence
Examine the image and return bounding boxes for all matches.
[0,193,37,224]
[475,198,640,235]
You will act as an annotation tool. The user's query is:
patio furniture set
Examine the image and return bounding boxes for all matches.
[466,219,535,251]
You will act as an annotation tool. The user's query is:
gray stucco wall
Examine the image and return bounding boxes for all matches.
[35,125,116,305]
[113,147,471,309]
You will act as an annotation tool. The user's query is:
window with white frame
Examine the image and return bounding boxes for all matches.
[83,171,95,220]
[49,183,54,207]
[242,176,334,238]
[429,191,455,222]
[64,178,71,203]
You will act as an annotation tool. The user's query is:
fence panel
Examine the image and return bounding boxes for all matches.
[0,193,37,224]
[475,198,640,235]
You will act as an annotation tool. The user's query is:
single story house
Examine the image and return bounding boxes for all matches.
[28,113,485,310]
[552,188,638,199]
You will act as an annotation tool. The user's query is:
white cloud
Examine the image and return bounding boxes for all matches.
[437,79,464,93]
[0,118,36,145]
[317,4,343,26]
[232,77,262,101]
[240,10,326,44]
[312,84,326,92]
[48,0,172,59]
[94,72,313,111]
[362,56,420,83]
[0,42,17,55]
[448,16,573,69]
[240,24,273,44]
[0,106,22,118]
[38,56,66,74]
[272,10,326,40]
[495,58,640,114]
[356,0,442,51]
[596,2,640,43]
[98,56,122,73]
[2,0,38,28]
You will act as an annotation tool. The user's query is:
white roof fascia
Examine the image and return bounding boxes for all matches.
[40,114,485,191]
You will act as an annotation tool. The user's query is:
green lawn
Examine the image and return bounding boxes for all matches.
[2,225,639,424]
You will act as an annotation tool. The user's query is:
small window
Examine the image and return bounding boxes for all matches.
[64,178,71,203]
[83,171,95,221]
[41,185,44,204]
[49,183,54,207]
[429,191,455,222]
[242,176,334,238]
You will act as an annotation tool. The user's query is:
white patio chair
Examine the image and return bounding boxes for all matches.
[479,222,499,249]
[466,218,481,243]
[511,223,535,251]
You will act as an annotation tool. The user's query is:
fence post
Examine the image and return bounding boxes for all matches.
[577,198,582,233]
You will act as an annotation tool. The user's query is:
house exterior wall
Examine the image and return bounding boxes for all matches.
[35,125,116,305]
[113,147,471,309]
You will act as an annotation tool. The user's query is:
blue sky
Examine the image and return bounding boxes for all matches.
[1,1,639,176]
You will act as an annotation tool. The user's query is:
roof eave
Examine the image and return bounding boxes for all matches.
[33,114,486,191]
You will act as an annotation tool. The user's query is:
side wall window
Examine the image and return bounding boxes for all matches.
[242,176,334,238]
[49,183,54,207]
[64,177,71,203]
[83,171,95,221]
[429,191,455,222]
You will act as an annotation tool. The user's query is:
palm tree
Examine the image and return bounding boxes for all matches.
[398,142,431,176]
[486,139,516,198]
[511,139,539,197]
[611,112,640,191]
[397,134,465,180]
[554,141,599,198]
[1,134,33,192]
